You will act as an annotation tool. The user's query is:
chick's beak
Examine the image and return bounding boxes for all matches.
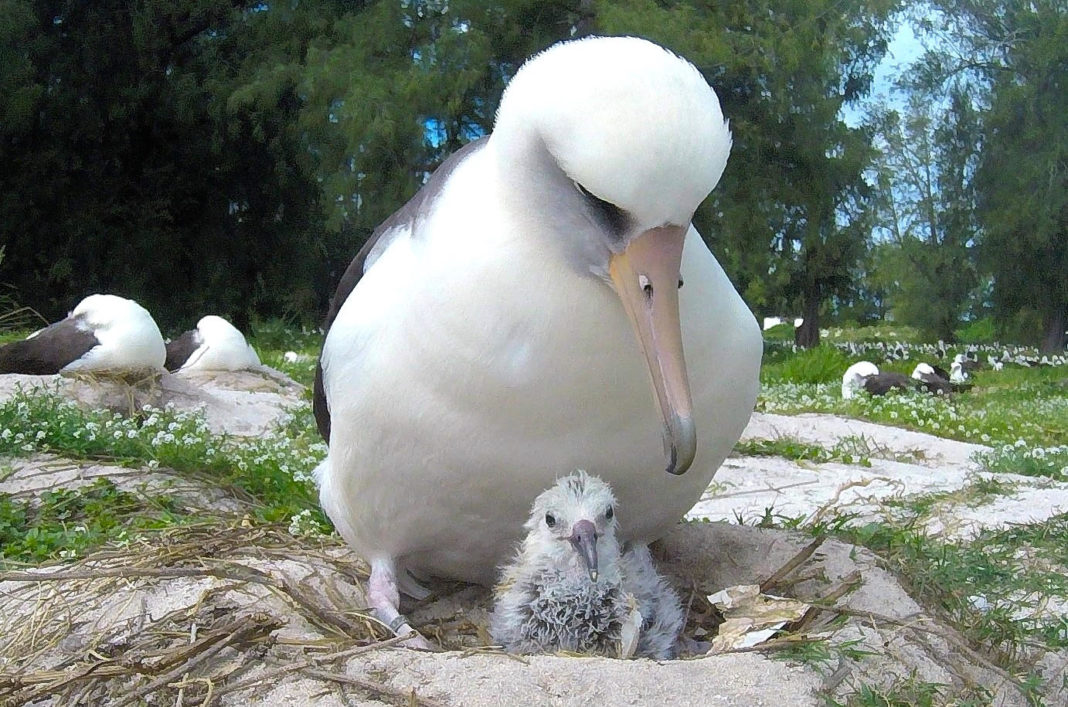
[569,519,599,581]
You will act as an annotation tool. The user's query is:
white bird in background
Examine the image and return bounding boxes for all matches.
[165,315,261,372]
[0,294,166,375]
[490,471,682,658]
[313,36,762,645]
[841,360,880,399]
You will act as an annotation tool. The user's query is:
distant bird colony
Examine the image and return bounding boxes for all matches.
[842,359,975,400]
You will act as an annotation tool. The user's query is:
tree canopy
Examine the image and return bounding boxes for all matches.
[0,0,1062,350]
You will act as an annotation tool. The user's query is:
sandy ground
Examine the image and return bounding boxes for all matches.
[691,413,1068,541]
[1,376,1065,705]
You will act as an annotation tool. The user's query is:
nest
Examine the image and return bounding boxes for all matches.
[0,520,1045,706]
[0,523,445,706]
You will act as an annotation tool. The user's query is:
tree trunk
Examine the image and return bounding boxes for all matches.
[1040,305,1066,353]
[794,288,821,349]
[574,0,596,36]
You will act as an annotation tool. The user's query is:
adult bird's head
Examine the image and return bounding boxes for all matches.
[524,470,621,582]
[492,36,732,475]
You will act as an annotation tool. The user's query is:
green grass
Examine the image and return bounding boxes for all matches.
[881,476,1017,518]
[762,345,853,384]
[974,442,1068,482]
[734,433,935,467]
[845,515,1068,654]
[762,507,1065,705]
[758,365,1067,452]
[734,436,873,467]
[0,389,330,532]
[0,478,186,564]
[751,338,1066,704]
[247,318,322,388]
[0,319,329,565]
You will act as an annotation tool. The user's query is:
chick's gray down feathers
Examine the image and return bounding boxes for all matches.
[490,471,682,659]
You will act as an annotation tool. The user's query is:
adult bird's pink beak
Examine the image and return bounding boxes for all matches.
[609,224,696,475]
[569,519,599,581]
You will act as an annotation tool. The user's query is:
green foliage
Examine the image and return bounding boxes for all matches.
[761,345,851,384]
[973,3,1067,353]
[0,246,42,334]
[974,442,1068,482]
[0,0,901,338]
[955,317,997,344]
[867,89,982,343]
[0,1,334,328]
[759,366,1067,452]
[0,478,183,564]
[247,319,322,387]
[820,323,923,344]
[734,436,874,467]
[844,514,1068,655]
[0,390,329,526]
[913,0,1068,352]
[761,323,795,342]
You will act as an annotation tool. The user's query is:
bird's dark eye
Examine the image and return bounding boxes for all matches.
[678,278,684,289]
[573,181,630,235]
[605,506,614,520]
[545,513,556,528]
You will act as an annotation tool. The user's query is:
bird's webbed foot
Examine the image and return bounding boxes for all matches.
[368,557,437,651]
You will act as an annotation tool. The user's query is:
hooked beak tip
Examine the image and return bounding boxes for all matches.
[569,519,599,581]
[663,413,697,475]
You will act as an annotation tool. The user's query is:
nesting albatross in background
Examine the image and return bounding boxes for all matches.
[0,294,166,375]
[165,315,261,372]
[314,36,762,645]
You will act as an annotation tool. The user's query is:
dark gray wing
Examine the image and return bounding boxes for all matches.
[914,369,952,395]
[313,137,489,442]
[931,364,950,380]
[0,318,99,374]
[863,372,911,396]
[165,329,202,372]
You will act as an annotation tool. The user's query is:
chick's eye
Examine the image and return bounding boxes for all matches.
[605,506,614,520]
[545,513,556,528]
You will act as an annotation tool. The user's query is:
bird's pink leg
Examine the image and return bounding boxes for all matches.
[368,557,435,650]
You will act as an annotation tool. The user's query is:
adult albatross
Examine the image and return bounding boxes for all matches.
[0,294,166,375]
[314,36,762,644]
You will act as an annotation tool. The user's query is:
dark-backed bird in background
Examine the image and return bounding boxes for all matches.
[165,315,260,372]
[0,294,165,375]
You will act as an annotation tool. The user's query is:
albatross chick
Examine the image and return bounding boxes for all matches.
[490,471,682,659]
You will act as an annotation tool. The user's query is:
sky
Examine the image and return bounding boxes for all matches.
[842,20,926,127]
